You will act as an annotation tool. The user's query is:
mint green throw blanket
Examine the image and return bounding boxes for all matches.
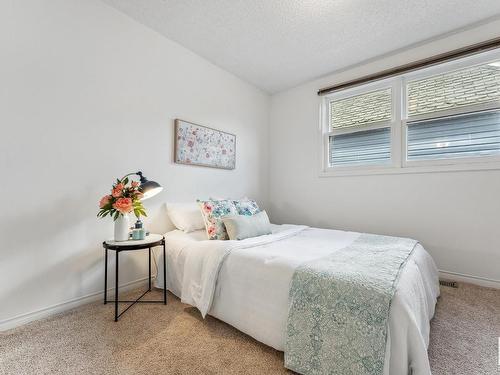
[285,234,417,375]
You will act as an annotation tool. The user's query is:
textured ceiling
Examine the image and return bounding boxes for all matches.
[102,0,500,93]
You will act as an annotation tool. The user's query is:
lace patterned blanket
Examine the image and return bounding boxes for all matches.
[285,234,417,375]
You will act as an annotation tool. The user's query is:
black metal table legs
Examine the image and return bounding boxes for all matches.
[104,248,108,304]
[103,241,167,322]
[115,250,119,321]
[163,241,167,305]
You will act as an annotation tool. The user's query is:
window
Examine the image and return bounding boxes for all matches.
[407,63,500,117]
[321,50,500,175]
[329,128,391,166]
[405,61,500,162]
[330,88,392,129]
[407,110,500,161]
[327,87,394,167]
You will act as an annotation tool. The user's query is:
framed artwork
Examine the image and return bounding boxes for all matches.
[174,119,236,170]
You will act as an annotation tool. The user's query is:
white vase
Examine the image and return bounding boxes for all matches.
[114,214,130,241]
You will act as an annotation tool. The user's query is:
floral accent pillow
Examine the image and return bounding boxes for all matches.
[197,199,238,240]
[233,198,260,216]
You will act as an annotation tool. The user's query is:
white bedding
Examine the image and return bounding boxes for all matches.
[155,224,440,375]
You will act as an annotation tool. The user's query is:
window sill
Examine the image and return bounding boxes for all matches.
[319,160,500,177]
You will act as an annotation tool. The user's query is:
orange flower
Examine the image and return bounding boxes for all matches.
[112,183,124,198]
[113,197,133,214]
[99,195,111,208]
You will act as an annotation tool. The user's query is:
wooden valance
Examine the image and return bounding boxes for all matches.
[318,37,500,96]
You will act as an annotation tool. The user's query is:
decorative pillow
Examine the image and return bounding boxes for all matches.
[197,199,238,240]
[166,202,205,232]
[222,210,272,240]
[233,198,260,216]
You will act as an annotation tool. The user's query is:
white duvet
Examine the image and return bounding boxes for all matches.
[155,224,440,375]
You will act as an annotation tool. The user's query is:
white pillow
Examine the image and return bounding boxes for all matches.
[222,210,272,240]
[166,202,205,232]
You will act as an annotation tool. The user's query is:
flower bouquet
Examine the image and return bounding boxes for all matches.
[98,177,147,241]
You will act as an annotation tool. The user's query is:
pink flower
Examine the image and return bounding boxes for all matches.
[203,203,213,213]
[112,183,124,198]
[113,197,133,214]
[131,181,139,188]
[208,226,216,236]
[99,195,111,208]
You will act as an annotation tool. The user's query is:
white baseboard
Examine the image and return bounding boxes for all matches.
[0,277,153,332]
[439,269,500,289]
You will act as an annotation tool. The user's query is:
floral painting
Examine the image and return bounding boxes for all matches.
[174,119,236,170]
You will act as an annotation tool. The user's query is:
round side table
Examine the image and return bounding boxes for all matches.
[103,234,166,321]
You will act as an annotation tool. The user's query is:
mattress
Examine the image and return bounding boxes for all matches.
[155,224,440,375]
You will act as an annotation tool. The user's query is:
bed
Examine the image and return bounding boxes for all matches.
[154,224,440,375]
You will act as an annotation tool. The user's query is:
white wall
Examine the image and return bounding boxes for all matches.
[269,20,500,287]
[0,0,269,328]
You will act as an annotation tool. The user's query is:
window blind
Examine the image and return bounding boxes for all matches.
[407,110,500,160]
[329,128,391,166]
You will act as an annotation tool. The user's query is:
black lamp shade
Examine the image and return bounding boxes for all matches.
[137,172,163,200]
[140,180,163,200]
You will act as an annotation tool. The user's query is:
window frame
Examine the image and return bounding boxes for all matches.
[321,79,402,173]
[319,48,500,177]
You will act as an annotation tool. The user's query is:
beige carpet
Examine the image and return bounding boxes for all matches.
[1,283,499,375]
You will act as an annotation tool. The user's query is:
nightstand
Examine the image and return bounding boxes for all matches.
[103,234,166,321]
